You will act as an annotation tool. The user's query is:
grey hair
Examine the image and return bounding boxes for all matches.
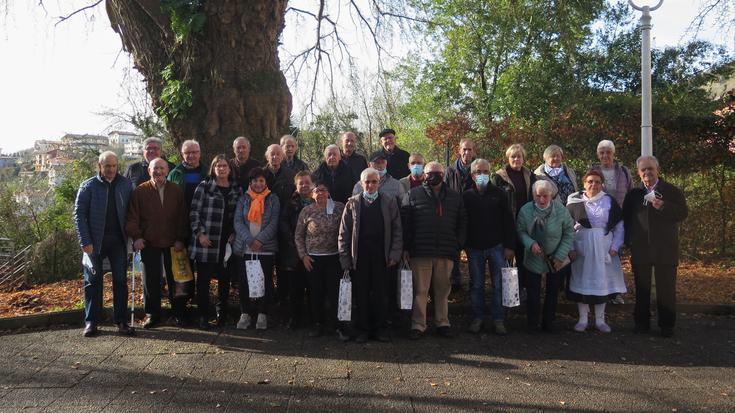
[181,139,199,151]
[233,136,251,148]
[324,144,340,156]
[424,161,445,174]
[532,180,558,197]
[360,167,380,182]
[470,158,490,173]
[505,143,526,159]
[265,143,283,157]
[597,139,615,152]
[340,131,357,141]
[542,144,563,160]
[280,134,297,145]
[459,138,475,148]
[142,137,163,148]
[409,153,425,163]
[147,157,169,171]
[98,150,117,164]
[636,155,660,169]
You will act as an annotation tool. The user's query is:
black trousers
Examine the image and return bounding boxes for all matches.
[238,254,275,315]
[284,264,310,325]
[633,261,677,329]
[353,248,388,334]
[196,261,233,318]
[141,246,185,319]
[276,264,290,304]
[514,242,527,289]
[525,269,562,329]
[306,255,340,327]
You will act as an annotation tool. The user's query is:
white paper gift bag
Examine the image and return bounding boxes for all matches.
[398,260,413,310]
[337,270,352,321]
[501,260,520,307]
[245,254,265,298]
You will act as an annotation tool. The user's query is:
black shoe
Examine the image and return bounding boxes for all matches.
[83,322,98,337]
[355,333,369,343]
[660,327,674,338]
[117,323,136,336]
[198,317,211,330]
[409,329,423,340]
[308,324,323,338]
[215,313,227,328]
[336,329,351,342]
[436,326,454,338]
[634,324,650,334]
[286,318,302,330]
[142,316,159,329]
[542,324,558,334]
[174,317,187,328]
[374,330,391,343]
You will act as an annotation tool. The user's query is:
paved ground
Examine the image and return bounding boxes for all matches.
[1,313,734,412]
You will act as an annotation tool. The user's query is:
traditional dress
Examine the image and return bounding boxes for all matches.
[566,191,626,303]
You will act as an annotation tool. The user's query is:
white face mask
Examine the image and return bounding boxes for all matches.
[475,174,489,188]
[363,191,379,202]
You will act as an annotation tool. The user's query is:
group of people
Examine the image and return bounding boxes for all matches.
[74,128,688,341]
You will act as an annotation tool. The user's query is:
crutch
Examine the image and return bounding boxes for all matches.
[131,251,142,327]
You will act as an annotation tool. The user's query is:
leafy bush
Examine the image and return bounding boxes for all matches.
[25,230,81,284]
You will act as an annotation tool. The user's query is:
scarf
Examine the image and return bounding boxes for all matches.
[544,164,564,177]
[246,188,271,225]
[531,203,554,245]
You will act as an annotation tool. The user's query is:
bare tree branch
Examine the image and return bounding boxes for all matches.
[54,0,102,26]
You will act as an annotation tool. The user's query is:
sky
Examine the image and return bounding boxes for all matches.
[0,0,732,154]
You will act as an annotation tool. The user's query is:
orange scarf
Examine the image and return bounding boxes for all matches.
[246,188,271,225]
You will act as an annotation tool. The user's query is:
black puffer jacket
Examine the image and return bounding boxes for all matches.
[278,191,313,269]
[312,161,356,204]
[401,182,467,259]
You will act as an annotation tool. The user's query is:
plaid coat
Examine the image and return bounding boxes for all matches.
[188,180,242,263]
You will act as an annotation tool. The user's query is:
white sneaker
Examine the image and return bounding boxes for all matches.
[574,321,588,332]
[236,314,251,330]
[256,313,267,330]
[596,322,612,333]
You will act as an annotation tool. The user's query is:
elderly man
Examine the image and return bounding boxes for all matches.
[340,131,368,185]
[339,168,403,343]
[126,158,189,328]
[281,135,310,173]
[445,138,477,290]
[399,153,426,194]
[74,151,134,337]
[167,139,207,213]
[623,155,688,337]
[402,161,466,340]
[377,128,410,179]
[352,152,405,205]
[124,137,175,187]
[313,144,356,203]
[463,159,515,335]
[230,136,262,188]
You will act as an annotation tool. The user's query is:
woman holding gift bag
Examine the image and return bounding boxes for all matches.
[234,167,280,330]
[566,170,626,333]
[338,168,403,343]
[295,181,345,339]
[189,155,242,329]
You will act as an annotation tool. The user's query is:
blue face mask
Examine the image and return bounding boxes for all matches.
[410,164,423,176]
[377,169,387,177]
[475,174,490,188]
[363,191,379,202]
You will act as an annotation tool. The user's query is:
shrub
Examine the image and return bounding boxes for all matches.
[26,230,81,284]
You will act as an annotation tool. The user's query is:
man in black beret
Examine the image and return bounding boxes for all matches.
[377,128,410,180]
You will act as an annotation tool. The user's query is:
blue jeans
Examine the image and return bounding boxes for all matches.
[83,237,129,324]
[467,245,505,321]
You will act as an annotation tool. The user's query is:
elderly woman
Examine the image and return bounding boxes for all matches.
[464,159,515,335]
[189,155,242,329]
[516,180,575,332]
[339,168,403,343]
[312,144,356,204]
[295,181,346,339]
[534,145,578,206]
[234,167,280,330]
[566,170,626,333]
[278,171,315,329]
[589,140,633,207]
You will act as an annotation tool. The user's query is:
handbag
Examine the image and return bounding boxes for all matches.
[170,247,194,298]
[546,254,571,273]
[397,260,413,310]
[337,270,352,321]
[501,260,520,308]
[245,254,266,298]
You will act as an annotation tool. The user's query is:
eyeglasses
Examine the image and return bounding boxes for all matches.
[363,180,379,184]
[312,188,328,193]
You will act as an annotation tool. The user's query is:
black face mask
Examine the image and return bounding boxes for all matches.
[426,172,443,186]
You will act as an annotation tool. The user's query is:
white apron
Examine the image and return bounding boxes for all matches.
[570,227,626,297]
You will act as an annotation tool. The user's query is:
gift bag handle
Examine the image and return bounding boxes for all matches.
[342,269,350,281]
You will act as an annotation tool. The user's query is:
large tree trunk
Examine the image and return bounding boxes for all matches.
[106,0,292,163]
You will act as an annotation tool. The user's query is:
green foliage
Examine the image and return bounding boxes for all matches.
[157,63,194,126]
[26,229,81,284]
[162,0,206,43]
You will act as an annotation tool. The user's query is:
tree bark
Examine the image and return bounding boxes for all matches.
[106,0,292,163]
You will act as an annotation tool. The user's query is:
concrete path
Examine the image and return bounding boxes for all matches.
[1,314,734,412]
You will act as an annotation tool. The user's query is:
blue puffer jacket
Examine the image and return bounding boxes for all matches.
[74,174,133,253]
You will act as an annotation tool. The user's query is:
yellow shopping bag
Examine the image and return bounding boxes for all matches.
[170,247,194,298]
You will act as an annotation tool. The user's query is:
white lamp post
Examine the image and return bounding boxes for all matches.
[629,0,663,157]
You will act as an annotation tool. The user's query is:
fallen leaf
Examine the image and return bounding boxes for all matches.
[430,382,438,387]
[149,391,156,395]
[559,401,566,406]
[258,379,270,385]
